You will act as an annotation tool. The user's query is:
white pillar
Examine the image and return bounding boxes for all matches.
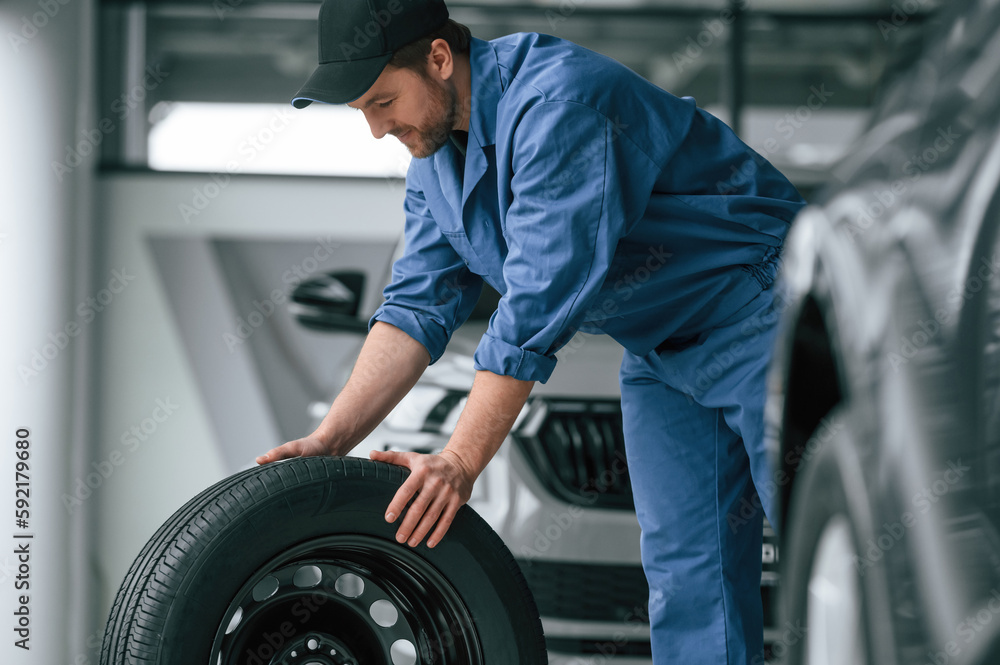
[0,0,97,662]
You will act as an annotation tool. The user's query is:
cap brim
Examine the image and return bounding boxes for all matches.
[291,52,393,108]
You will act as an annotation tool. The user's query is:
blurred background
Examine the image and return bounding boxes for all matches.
[0,0,934,662]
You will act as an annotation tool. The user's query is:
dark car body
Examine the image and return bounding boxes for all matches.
[767,1,1000,663]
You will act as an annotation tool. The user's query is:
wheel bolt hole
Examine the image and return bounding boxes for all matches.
[251,576,279,602]
[293,564,323,588]
[334,572,364,598]
[390,639,416,665]
[224,606,243,635]
[307,637,319,650]
[370,599,399,628]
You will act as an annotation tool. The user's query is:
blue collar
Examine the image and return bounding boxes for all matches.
[467,37,502,150]
[426,38,503,216]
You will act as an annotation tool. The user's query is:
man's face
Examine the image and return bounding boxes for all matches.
[347,65,458,159]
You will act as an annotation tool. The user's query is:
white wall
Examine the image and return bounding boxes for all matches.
[91,172,405,642]
[0,0,97,663]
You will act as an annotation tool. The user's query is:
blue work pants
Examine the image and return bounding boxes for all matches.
[619,286,780,665]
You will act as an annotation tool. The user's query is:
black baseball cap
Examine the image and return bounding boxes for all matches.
[292,0,450,108]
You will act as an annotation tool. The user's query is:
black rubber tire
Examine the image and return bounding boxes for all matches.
[99,456,547,665]
[780,422,874,665]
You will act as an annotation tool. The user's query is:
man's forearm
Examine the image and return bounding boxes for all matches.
[371,367,534,549]
[441,369,534,478]
[316,321,431,453]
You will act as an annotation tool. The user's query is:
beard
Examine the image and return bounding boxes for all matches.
[393,76,459,159]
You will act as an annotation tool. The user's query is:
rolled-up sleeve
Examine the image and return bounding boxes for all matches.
[473,100,662,382]
[370,166,483,364]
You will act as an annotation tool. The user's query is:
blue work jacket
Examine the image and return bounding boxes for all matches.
[371,33,806,383]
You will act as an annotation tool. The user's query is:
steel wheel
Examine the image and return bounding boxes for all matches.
[212,535,482,665]
[210,534,483,665]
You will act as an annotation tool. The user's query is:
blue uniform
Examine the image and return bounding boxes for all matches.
[371,33,805,664]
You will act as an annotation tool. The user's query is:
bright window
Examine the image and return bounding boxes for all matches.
[147,102,412,178]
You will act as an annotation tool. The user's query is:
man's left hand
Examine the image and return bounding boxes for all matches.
[369,448,476,548]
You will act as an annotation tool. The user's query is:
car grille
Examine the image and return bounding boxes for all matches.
[513,398,634,509]
[516,558,649,623]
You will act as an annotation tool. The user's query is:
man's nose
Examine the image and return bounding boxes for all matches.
[365,113,392,140]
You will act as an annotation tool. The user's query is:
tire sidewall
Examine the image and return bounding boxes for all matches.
[150,463,538,664]
[780,427,874,665]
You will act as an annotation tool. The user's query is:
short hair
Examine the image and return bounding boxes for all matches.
[388,20,472,75]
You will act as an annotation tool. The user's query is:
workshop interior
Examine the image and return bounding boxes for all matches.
[10,0,1000,664]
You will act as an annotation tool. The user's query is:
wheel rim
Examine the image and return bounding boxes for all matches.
[210,534,484,665]
[806,515,867,665]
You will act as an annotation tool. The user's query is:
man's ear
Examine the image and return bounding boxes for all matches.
[427,38,454,81]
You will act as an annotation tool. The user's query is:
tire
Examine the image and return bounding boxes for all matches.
[780,420,874,665]
[100,456,547,665]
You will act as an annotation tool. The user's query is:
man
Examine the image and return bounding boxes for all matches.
[257,1,805,662]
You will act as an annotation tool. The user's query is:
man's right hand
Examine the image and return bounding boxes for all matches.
[256,434,335,465]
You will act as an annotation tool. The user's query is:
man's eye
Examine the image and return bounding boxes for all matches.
[378,100,393,108]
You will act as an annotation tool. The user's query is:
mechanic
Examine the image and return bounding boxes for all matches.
[256,1,806,662]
